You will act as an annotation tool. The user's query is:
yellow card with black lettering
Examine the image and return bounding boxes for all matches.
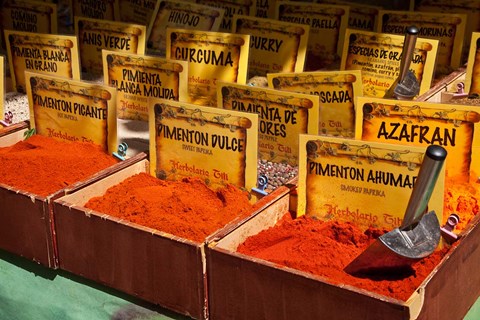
[0,0,57,50]
[73,0,120,20]
[196,0,256,32]
[148,98,258,192]
[319,0,380,31]
[377,10,467,75]
[147,0,225,57]
[75,16,147,77]
[297,135,445,231]
[341,29,438,98]
[5,31,81,93]
[217,81,319,166]
[276,1,349,71]
[255,0,275,19]
[233,15,309,78]
[118,0,158,24]
[25,71,117,153]
[465,32,480,95]
[103,50,188,121]
[166,28,250,107]
[267,70,363,138]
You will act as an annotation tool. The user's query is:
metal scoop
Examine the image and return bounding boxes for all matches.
[344,145,447,275]
[384,26,420,100]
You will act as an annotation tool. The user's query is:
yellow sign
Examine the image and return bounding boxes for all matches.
[147,0,225,57]
[118,0,157,25]
[297,135,445,231]
[0,0,57,50]
[217,81,319,166]
[377,10,467,75]
[267,70,363,138]
[341,29,438,98]
[355,97,480,185]
[75,16,147,76]
[233,15,309,79]
[103,50,188,121]
[72,0,120,20]
[255,0,275,19]
[465,32,480,95]
[25,71,118,153]
[166,28,250,107]
[148,98,258,192]
[319,0,380,31]
[276,1,349,71]
[5,31,81,93]
[413,0,480,62]
[196,0,256,32]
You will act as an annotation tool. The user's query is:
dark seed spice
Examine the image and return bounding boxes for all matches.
[257,159,298,192]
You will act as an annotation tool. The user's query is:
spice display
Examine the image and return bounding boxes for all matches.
[0,135,118,196]
[237,213,449,301]
[444,176,479,231]
[257,159,298,192]
[84,173,254,242]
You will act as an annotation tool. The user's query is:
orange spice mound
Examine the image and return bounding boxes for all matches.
[237,213,449,301]
[0,135,118,196]
[84,173,254,242]
[443,176,479,231]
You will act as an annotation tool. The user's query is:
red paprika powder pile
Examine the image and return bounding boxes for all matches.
[0,135,118,196]
[444,175,479,231]
[84,172,254,242]
[237,213,449,301]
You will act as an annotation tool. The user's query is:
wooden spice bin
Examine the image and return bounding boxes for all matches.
[416,67,466,103]
[206,191,480,320]
[0,126,145,269]
[52,159,292,320]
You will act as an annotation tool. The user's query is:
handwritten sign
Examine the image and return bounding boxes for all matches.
[276,1,349,71]
[0,0,57,50]
[319,0,379,31]
[147,0,225,57]
[5,31,81,93]
[148,98,258,192]
[465,32,480,95]
[413,0,480,62]
[341,29,438,98]
[233,15,309,78]
[356,97,480,185]
[25,71,118,153]
[73,0,120,20]
[166,28,249,106]
[103,50,188,121]
[75,17,146,76]
[217,81,319,166]
[118,0,158,24]
[297,135,445,231]
[196,0,256,32]
[268,70,362,138]
[378,10,467,75]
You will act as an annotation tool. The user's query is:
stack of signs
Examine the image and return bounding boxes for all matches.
[148,99,258,193]
[297,135,445,232]
[72,0,120,21]
[232,15,309,79]
[75,17,146,76]
[341,29,438,98]
[4,31,81,93]
[355,97,480,227]
[216,81,319,166]
[102,50,188,121]
[147,0,225,57]
[465,32,480,95]
[267,70,363,138]
[166,28,250,107]
[25,72,118,153]
[377,10,467,76]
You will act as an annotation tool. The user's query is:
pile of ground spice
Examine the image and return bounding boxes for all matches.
[84,173,254,242]
[0,135,118,196]
[444,176,479,231]
[237,213,449,301]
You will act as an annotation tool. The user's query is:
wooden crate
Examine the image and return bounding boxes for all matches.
[0,125,144,268]
[207,192,480,320]
[53,160,291,319]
